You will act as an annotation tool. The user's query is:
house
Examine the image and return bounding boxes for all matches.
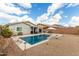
[37,23,49,33]
[6,21,39,35]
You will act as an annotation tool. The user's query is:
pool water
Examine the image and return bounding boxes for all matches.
[21,34,49,45]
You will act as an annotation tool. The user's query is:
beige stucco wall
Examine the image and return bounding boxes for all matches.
[9,23,31,35]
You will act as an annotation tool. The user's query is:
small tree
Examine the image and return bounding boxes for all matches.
[1,26,13,38]
[0,25,2,35]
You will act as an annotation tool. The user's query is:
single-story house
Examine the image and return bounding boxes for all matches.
[37,23,49,33]
[6,21,41,35]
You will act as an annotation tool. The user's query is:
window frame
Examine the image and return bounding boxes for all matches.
[17,27,22,31]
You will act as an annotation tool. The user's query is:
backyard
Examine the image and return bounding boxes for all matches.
[1,34,79,56]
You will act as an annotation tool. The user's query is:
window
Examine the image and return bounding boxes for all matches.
[31,26,33,30]
[17,27,22,31]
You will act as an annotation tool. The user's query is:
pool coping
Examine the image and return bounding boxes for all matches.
[11,33,51,50]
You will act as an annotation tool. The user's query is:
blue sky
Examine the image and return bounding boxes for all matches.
[28,3,51,20]
[0,3,79,27]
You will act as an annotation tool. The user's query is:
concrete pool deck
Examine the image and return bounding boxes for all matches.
[24,34,79,56]
[12,33,51,50]
[12,33,63,50]
[4,34,79,56]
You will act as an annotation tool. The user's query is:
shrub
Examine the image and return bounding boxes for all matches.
[1,27,13,38]
[18,32,23,35]
[0,25,2,35]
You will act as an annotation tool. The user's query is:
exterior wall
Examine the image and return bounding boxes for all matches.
[9,23,31,35]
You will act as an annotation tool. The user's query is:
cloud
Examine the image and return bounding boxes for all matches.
[0,0,32,8]
[19,15,35,24]
[0,3,65,25]
[46,13,62,25]
[36,13,49,24]
[64,15,68,18]
[10,19,18,23]
[0,12,19,22]
[0,12,35,24]
[21,2,32,8]
[69,16,79,27]
[47,3,64,15]
[63,24,69,27]
[36,13,62,25]
[0,2,34,24]
[36,3,63,25]
[66,3,79,8]
[0,3,31,15]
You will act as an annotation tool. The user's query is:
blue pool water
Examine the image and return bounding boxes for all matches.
[21,34,49,45]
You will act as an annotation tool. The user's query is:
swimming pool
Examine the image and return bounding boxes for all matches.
[20,34,49,45]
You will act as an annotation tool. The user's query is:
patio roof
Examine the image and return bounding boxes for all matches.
[47,27,56,30]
